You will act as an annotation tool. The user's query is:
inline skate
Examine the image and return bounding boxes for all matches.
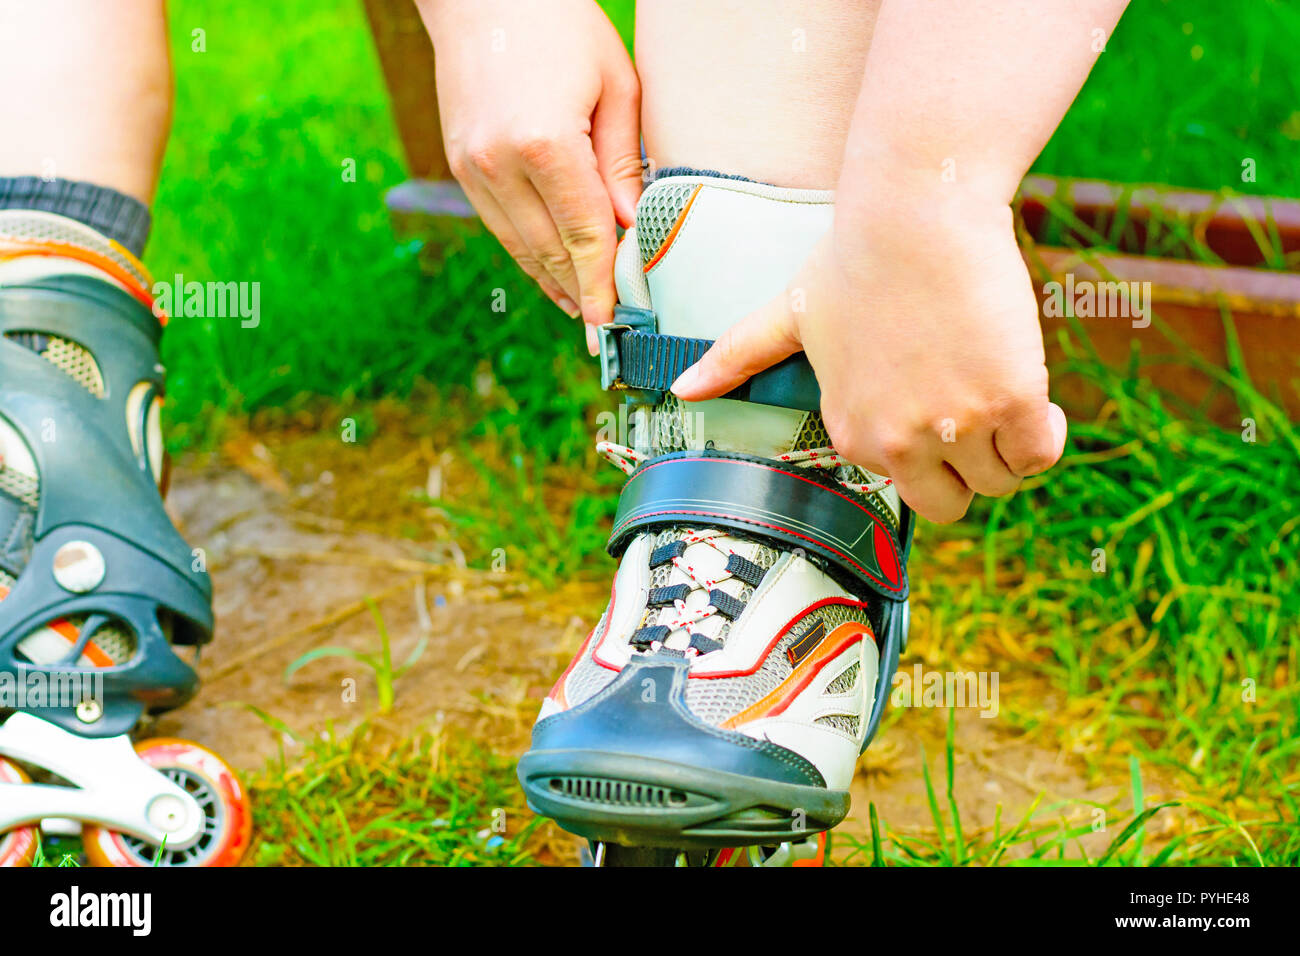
[518,172,912,865]
[0,211,250,867]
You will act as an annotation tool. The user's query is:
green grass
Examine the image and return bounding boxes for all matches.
[982,333,1297,862]
[840,710,1285,866]
[32,840,80,868]
[247,720,540,867]
[1037,0,1300,197]
[284,600,428,714]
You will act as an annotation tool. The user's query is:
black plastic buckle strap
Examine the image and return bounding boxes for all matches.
[609,450,908,602]
[598,306,822,411]
[597,306,662,404]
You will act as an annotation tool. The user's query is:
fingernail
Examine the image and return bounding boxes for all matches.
[557,296,580,318]
[585,325,599,357]
[670,365,699,394]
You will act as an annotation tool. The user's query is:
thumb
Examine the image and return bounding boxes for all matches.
[592,70,643,229]
[671,292,802,400]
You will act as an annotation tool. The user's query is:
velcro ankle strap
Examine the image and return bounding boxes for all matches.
[608,451,907,601]
[598,307,822,411]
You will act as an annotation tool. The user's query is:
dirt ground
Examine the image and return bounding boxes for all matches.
[157,408,1178,863]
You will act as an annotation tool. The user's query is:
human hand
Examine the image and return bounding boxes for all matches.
[670,194,1067,523]
[418,0,641,347]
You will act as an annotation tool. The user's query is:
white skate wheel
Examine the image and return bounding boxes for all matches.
[52,540,106,593]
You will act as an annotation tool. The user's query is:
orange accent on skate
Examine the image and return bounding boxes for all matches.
[0,823,37,867]
[547,625,598,710]
[792,831,828,867]
[0,585,113,666]
[0,760,38,867]
[47,617,79,642]
[720,622,870,729]
[692,597,876,681]
[0,238,165,324]
[643,185,701,273]
[44,618,116,668]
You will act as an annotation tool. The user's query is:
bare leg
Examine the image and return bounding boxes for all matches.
[0,0,172,203]
[637,0,880,188]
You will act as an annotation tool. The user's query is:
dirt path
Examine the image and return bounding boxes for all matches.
[160,455,582,767]
[157,415,1172,863]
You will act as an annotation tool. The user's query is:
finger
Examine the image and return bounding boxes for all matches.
[1048,402,1068,456]
[943,429,1022,497]
[994,399,1068,477]
[460,177,578,316]
[669,292,802,400]
[523,136,620,327]
[592,68,643,228]
[888,456,976,525]
[488,170,585,305]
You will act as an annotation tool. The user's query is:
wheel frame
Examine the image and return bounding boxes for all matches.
[592,830,829,867]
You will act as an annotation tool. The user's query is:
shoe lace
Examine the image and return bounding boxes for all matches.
[596,441,892,654]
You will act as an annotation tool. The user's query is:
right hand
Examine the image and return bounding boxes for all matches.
[418,0,642,348]
[671,194,1067,524]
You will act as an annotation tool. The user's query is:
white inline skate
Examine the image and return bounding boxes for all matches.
[519,172,912,866]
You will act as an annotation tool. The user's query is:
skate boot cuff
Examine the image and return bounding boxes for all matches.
[647,166,759,185]
[517,170,915,848]
[0,210,163,321]
[0,176,152,258]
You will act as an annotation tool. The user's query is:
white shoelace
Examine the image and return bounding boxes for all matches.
[596,441,893,495]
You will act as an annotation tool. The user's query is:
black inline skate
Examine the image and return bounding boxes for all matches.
[0,211,250,867]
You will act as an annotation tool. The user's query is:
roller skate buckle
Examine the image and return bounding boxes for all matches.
[597,306,662,403]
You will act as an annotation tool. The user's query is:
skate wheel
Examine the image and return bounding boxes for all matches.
[791,830,829,867]
[0,758,38,867]
[711,831,829,867]
[82,738,252,867]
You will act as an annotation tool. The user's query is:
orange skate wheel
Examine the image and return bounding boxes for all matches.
[0,758,39,867]
[83,738,251,867]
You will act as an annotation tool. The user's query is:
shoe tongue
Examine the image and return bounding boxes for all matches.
[645,536,768,649]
